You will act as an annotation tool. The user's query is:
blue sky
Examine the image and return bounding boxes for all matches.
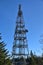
[0,0,43,56]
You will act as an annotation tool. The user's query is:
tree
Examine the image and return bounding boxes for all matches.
[0,33,11,65]
[30,50,37,65]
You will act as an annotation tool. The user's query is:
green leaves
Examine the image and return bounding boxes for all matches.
[0,35,11,65]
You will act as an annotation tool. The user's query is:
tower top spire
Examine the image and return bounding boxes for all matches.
[19,4,21,11]
[18,4,22,17]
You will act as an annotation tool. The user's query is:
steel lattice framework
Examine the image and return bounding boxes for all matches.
[12,4,29,65]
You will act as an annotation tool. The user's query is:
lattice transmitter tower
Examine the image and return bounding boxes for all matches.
[12,4,29,65]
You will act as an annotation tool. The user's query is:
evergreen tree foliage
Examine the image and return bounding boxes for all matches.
[0,33,11,65]
[29,50,37,65]
[29,50,43,65]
